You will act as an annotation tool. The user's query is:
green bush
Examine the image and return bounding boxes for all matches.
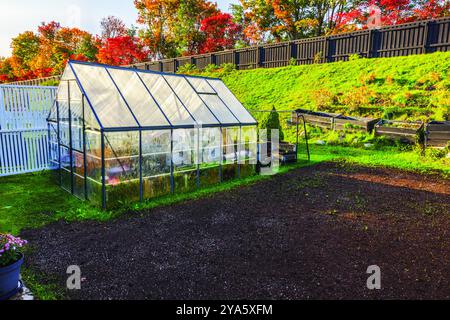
[220,63,237,75]
[40,79,60,86]
[349,53,361,61]
[177,63,198,75]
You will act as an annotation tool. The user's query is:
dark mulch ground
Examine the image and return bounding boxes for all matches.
[22,163,450,300]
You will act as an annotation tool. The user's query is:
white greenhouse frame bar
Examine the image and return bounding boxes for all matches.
[48,61,258,208]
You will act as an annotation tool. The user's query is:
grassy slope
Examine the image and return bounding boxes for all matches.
[204,52,450,125]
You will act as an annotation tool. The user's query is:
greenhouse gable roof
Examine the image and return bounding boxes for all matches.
[58,61,257,130]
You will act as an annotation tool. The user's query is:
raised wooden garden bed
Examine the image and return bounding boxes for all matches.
[258,141,297,166]
[292,109,337,130]
[279,142,297,163]
[375,120,424,144]
[292,109,379,133]
[425,121,450,148]
[333,115,380,132]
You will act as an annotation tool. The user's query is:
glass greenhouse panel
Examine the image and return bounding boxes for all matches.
[85,130,102,206]
[164,75,219,125]
[199,128,221,187]
[58,101,70,147]
[83,96,100,130]
[62,64,76,81]
[187,77,216,94]
[107,68,170,127]
[222,127,239,181]
[173,129,198,193]
[199,94,238,125]
[240,126,258,178]
[57,80,69,101]
[207,79,256,124]
[71,63,138,128]
[60,145,71,192]
[142,130,172,200]
[48,102,58,122]
[104,131,140,207]
[48,122,59,170]
[139,73,195,126]
[69,80,83,102]
[72,150,85,199]
[70,100,84,152]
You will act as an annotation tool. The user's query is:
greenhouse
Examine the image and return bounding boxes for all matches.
[48,61,258,209]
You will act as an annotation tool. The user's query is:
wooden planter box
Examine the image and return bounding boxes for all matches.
[375,120,424,144]
[425,121,450,148]
[292,110,379,133]
[258,142,297,165]
[333,115,380,133]
[292,109,338,130]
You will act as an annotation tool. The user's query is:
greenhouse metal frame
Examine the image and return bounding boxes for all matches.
[48,61,258,209]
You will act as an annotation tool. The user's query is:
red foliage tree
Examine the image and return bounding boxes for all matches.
[334,0,450,33]
[199,13,241,54]
[97,36,148,66]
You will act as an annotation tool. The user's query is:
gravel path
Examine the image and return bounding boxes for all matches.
[22,163,450,300]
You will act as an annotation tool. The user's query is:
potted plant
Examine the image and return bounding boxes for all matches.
[0,234,27,300]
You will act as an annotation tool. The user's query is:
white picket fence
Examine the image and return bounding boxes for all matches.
[0,85,57,177]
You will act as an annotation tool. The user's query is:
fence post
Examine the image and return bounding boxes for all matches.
[290,41,297,65]
[367,29,373,58]
[235,50,240,70]
[0,87,5,129]
[323,37,330,63]
[211,53,216,66]
[423,21,430,54]
[257,45,263,68]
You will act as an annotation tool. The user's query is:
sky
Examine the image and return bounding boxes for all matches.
[0,0,238,57]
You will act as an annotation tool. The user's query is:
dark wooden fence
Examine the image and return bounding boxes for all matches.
[7,17,450,86]
[130,17,450,72]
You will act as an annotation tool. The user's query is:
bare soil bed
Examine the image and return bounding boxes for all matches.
[22,162,450,300]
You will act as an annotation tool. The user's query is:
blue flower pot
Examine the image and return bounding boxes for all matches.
[0,253,24,299]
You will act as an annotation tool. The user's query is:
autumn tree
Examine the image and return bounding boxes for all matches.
[100,16,128,40]
[31,22,98,74]
[0,21,99,83]
[0,58,15,82]
[333,0,450,33]
[236,0,356,42]
[134,0,219,58]
[97,36,148,65]
[199,13,242,53]
[11,31,40,72]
